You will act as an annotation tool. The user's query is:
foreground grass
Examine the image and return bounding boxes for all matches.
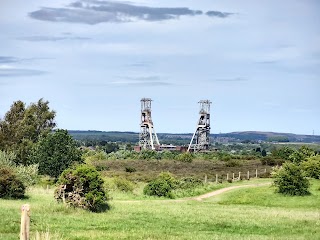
[0,179,319,239]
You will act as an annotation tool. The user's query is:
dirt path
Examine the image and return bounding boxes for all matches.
[190,182,271,201]
[114,182,271,203]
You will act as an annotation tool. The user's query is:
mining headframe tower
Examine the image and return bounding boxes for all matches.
[138,98,160,150]
[187,100,212,152]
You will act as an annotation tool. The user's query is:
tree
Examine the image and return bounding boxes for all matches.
[272,162,310,196]
[301,155,320,179]
[54,164,108,212]
[0,99,56,165]
[30,129,82,178]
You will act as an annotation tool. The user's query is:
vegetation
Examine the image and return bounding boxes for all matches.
[272,162,310,196]
[54,164,108,212]
[0,150,39,187]
[143,172,178,198]
[0,99,56,165]
[1,179,320,239]
[0,166,25,199]
[301,155,320,179]
[31,129,83,178]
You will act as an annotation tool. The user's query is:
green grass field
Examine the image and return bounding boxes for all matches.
[1,179,319,240]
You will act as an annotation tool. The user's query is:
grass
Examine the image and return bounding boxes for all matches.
[0,179,319,239]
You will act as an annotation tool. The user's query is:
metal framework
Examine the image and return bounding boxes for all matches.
[139,98,160,150]
[188,100,212,152]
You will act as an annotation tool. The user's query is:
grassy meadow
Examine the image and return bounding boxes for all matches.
[1,179,319,240]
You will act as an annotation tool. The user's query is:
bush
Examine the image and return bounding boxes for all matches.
[260,157,285,166]
[224,159,242,167]
[175,153,193,163]
[143,172,178,198]
[301,155,320,179]
[0,150,39,186]
[113,177,134,192]
[178,177,203,189]
[54,165,108,212]
[272,162,310,196]
[125,166,136,173]
[0,166,25,199]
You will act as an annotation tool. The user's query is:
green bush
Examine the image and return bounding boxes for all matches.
[54,165,108,212]
[0,150,39,186]
[178,177,203,189]
[0,166,25,199]
[272,163,310,196]
[113,177,134,192]
[301,155,320,179]
[175,153,193,163]
[143,172,178,198]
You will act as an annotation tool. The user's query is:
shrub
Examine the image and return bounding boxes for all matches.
[125,166,136,173]
[260,157,285,166]
[175,153,193,163]
[272,162,310,196]
[301,155,320,179]
[0,150,39,186]
[225,159,242,167]
[0,166,25,199]
[54,165,108,212]
[143,172,178,198]
[178,177,203,189]
[113,177,134,192]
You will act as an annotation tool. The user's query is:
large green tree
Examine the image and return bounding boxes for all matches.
[31,129,83,178]
[0,99,56,165]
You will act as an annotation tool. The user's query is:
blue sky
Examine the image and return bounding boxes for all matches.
[0,0,319,135]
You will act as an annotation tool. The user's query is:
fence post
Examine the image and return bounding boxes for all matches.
[265,168,267,173]
[226,173,229,181]
[20,204,30,240]
[232,173,235,181]
[239,172,241,180]
[247,170,250,180]
[215,174,218,184]
[255,169,258,178]
[204,174,207,183]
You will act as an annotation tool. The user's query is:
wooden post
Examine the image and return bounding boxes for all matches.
[232,173,235,180]
[20,204,30,240]
[239,172,241,180]
[204,174,207,183]
[247,170,250,180]
[265,168,267,173]
[215,174,218,184]
[255,169,258,178]
[226,173,229,181]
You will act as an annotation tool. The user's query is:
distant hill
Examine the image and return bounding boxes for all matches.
[68,130,320,144]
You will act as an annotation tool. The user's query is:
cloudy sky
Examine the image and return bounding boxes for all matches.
[0,0,319,135]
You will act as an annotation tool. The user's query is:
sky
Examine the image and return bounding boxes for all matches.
[0,0,319,135]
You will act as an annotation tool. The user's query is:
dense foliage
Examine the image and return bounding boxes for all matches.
[55,165,108,212]
[273,162,310,196]
[144,172,178,198]
[0,99,56,165]
[301,155,320,179]
[0,150,39,187]
[0,166,25,199]
[31,129,83,178]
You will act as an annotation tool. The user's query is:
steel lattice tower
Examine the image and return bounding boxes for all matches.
[139,98,160,150]
[188,100,212,152]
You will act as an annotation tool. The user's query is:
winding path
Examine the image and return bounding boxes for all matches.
[190,182,271,201]
[114,182,271,203]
